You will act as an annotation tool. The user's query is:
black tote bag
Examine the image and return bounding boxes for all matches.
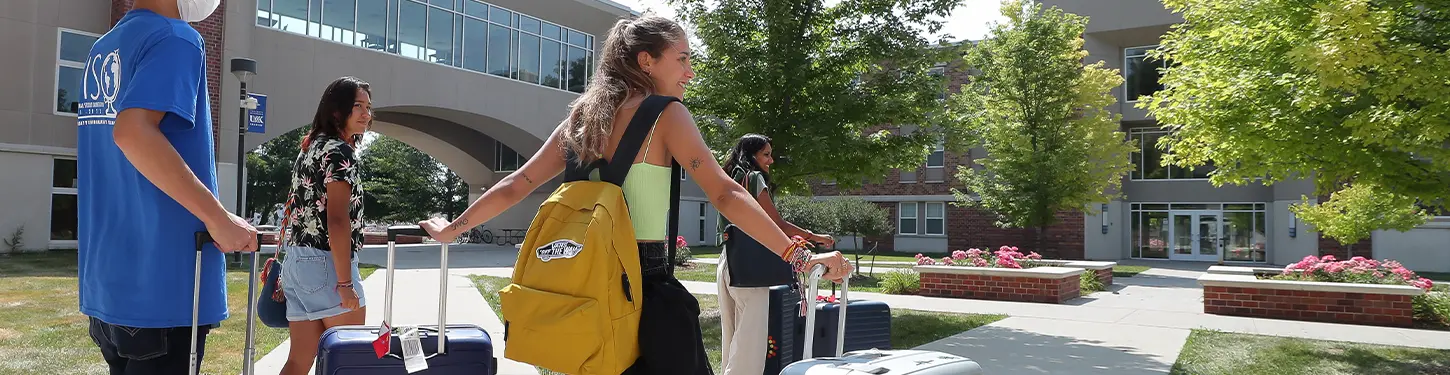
[724,170,796,287]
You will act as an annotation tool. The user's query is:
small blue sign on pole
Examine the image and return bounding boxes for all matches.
[247,93,267,133]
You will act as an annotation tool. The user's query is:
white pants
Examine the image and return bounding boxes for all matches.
[716,250,771,375]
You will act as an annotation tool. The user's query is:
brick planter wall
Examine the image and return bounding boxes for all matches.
[917,266,1083,304]
[1095,268,1113,286]
[1198,270,1423,328]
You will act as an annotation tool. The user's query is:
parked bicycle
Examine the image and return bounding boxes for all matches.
[454,226,494,245]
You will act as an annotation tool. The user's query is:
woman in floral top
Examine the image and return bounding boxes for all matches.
[277,76,371,375]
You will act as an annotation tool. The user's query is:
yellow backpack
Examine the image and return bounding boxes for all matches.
[499,95,683,375]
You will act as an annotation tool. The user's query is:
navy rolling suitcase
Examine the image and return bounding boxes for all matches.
[807,294,892,357]
[764,284,804,375]
[314,226,497,374]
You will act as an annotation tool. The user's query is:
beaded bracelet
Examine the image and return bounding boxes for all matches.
[782,237,813,274]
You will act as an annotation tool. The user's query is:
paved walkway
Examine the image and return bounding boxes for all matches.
[251,244,1450,375]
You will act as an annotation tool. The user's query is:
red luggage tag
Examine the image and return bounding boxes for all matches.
[373,321,392,358]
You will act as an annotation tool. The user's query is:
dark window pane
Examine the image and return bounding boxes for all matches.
[259,0,271,11]
[1142,211,1169,258]
[566,46,586,92]
[57,66,83,113]
[1141,204,1169,210]
[51,193,77,241]
[59,32,98,62]
[356,0,388,50]
[1131,211,1142,258]
[926,219,943,235]
[1141,132,1166,179]
[541,22,561,40]
[462,18,487,73]
[427,6,453,64]
[397,0,427,59]
[1125,51,1165,100]
[428,0,453,10]
[463,0,486,18]
[1224,204,1256,210]
[540,39,562,88]
[927,150,943,167]
[518,34,540,84]
[487,23,512,77]
[53,159,77,188]
[1129,133,1142,179]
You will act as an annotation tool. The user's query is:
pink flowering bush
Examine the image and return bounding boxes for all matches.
[1273,255,1434,291]
[915,246,1043,269]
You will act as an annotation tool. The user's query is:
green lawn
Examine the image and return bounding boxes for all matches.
[469,275,1004,374]
[1171,330,1450,375]
[1113,265,1151,278]
[0,250,377,375]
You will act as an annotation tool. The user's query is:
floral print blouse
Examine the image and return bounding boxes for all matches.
[283,135,364,253]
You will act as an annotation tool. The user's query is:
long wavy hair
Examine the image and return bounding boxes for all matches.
[721,133,773,191]
[301,76,371,150]
[561,16,686,164]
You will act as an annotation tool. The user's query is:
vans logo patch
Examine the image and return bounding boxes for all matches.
[535,239,584,262]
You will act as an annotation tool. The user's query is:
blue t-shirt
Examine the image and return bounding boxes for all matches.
[76,9,226,328]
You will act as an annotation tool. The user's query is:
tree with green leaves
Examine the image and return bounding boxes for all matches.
[1140,0,1449,247]
[670,0,960,192]
[829,197,894,275]
[359,135,467,223]
[245,127,308,219]
[945,0,1135,255]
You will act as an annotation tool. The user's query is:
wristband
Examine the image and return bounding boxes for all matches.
[783,237,813,274]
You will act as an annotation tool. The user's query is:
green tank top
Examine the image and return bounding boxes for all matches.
[588,125,672,241]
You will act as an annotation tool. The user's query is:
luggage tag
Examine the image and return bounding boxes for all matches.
[399,325,429,373]
[372,321,392,358]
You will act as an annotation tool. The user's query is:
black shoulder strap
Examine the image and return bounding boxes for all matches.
[668,158,682,276]
[602,95,680,186]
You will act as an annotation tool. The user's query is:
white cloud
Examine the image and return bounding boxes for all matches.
[609,0,1006,43]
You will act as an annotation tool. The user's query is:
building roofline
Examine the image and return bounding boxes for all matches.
[575,0,641,16]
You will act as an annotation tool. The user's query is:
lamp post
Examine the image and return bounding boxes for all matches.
[230,57,259,375]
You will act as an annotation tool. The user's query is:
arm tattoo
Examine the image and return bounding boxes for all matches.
[690,158,702,171]
[523,174,534,184]
[448,218,469,231]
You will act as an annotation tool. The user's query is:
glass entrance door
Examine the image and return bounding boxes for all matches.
[1170,211,1222,261]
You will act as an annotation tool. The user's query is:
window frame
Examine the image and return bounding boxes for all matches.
[898,202,919,235]
[493,140,525,172]
[50,157,79,247]
[924,202,945,236]
[1128,127,1211,181]
[1123,44,1167,104]
[55,28,101,117]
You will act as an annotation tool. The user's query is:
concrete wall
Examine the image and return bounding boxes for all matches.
[1042,0,1182,34]
[1373,220,1450,273]
[0,148,66,252]
[1083,201,1125,260]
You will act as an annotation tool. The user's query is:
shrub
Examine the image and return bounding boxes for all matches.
[879,269,921,295]
[1415,292,1450,326]
[914,246,1043,269]
[1080,271,1105,295]
[673,236,693,266]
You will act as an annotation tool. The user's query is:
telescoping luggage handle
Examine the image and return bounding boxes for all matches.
[801,261,851,360]
[192,231,264,375]
[383,225,451,358]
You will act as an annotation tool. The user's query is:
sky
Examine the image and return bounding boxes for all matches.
[609,0,1008,43]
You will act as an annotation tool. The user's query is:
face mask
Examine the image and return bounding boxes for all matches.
[177,0,220,23]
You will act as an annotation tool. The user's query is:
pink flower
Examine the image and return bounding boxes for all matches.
[916,256,936,266]
[1010,246,1020,252]
[971,258,989,267]
[941,256,953,265]
[952,250,968,261]
[999,245,1012,252]
[1026,252,1043,260]
[1410,278,1434,291]
[996,256,1022,269]
[966,248,986,258]
[1324,262,1347,274]
[1320,255,1338,263]
[676,236,689,249]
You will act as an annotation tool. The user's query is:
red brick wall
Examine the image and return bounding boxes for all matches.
[919,271,1081,303]
[1202,285,1414,327]
[1312,192,1374,260]
[1095,268,1113,286]
[111,1,227,157]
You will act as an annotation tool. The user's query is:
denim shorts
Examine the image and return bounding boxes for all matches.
[280,245,366,321]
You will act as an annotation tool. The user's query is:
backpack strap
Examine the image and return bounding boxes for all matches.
[668,159,682,276]
[601,95,681,186]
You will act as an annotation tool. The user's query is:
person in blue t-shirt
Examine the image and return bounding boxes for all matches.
[76,0,259,373]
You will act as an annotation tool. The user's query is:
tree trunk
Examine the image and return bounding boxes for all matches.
[1035,225,1047,258]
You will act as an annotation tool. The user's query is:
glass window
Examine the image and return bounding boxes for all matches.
[495,141,525,171]
[462,17,487,73]
[566,46,587,93]
[924,202,945,235]
[567,29,587,47]
[517,32,540,84]
[51,158,78,242]
[463,0,486,18]
[926,141,944,167]
[308,0,323,37]
[488,5,511,25]
[1137,211,1169,258]
[427,0,453,10]
[451,14,464,67]
[518,15,541,34]
[1132,129,1214,180]
[1131,211,1142,258]
[427,6,454,64]
[898,202,918,235]
[322,0,356,44]
[356,0,388,50]
[540,39,563,89]
[487,23,512,77]
[542,22,561,40]
[1125,45,1168,101]
[53,159,77,188]
[397,0,427,60]
[271,0,310,34]
[56,30,98,115]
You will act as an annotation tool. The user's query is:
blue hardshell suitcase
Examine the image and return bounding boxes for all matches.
[314,226,498,374]
[765,284,804,375]
[807,298,892,357]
